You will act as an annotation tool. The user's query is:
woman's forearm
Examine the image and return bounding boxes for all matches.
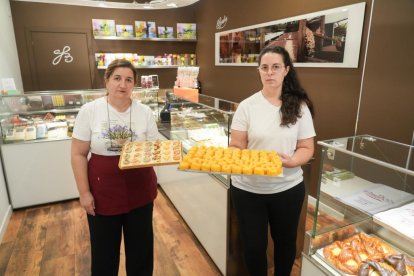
[71,154,90,196]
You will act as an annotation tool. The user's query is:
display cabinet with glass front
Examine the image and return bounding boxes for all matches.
[301,135,414,276]
[0,88,160,209]
[157,92,238,152]
[0,88,159,144]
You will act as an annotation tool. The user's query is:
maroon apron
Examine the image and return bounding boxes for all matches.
[88,153,157,215]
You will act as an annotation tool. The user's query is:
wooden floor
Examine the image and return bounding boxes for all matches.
[0,188,302,276]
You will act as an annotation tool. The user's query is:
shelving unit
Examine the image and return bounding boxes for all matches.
[97,65,180,70]
[94,36,196,42]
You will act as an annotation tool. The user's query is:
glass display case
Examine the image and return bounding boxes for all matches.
[0,88,159,144]
[301,135,414,276]
[0,88,160,209]
[157,92,238,152]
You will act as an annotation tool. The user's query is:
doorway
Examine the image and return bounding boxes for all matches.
[26,28,93,91]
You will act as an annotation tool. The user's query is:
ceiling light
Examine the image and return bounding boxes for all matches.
[143,5,152,9]
[166,3,177,7]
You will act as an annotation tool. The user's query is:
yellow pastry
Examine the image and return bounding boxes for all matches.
[201,162,211,172]
[221,164,231,173]
[254,166,265,175]
[190,162,201,170]
[231,165,242,174]
[242,166,253,175]
[210,163,221,172]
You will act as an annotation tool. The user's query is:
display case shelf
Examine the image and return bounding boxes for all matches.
[0,88,160,144]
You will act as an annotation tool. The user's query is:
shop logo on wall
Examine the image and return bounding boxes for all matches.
[52,46,74,65]
[216,15,228,30]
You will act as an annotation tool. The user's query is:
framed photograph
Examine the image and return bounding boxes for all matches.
[215,2,365,68]
[177,23,197,39]
[135,21,148,38]
[147,21,157,38]
[116,24,134,38]
[158,26,174,38]
[92,19,116,36]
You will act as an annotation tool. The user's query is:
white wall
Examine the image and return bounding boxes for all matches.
[0,0,19,242]
[0,0,24,93]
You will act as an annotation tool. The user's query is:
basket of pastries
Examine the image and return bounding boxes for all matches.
[178,146,283,176]
[321,232,414,275]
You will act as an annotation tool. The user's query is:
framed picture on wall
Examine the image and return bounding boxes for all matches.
[177,23,197,39]
[215,2,365,68]
[158,26,174,38]
[135,21,148,38]
[147,21,157,38]
[116,25,134,38]
[92,19,116,37]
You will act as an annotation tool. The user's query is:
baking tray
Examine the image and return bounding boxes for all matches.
[119,140,182,170]
[316,232,404,276]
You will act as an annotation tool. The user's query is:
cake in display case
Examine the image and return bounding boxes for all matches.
[301,135,414,276]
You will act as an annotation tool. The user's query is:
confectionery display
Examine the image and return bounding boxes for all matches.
[178,146,283,176]
[321,232,410,275]
[119,140,182,169]
[358,254,414,276]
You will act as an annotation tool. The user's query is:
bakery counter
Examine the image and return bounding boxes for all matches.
[155,126,230,275]
[1,138,78,209]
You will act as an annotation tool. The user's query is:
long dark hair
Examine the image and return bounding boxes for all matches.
[258,45,314,126]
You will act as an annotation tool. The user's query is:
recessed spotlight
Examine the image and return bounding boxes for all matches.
[143,5,152,9]
[167,3,178,7]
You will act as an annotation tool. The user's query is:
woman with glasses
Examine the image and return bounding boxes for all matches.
[230,45,315,276]
[71,59,159,275]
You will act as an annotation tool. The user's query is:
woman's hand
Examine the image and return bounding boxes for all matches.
[279,152,296,168]
[80,192,95,216]
[279,137,315,168]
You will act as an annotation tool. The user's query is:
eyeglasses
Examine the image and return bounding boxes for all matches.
[258,64,285,74]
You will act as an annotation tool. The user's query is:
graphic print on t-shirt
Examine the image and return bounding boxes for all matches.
[100,120,137,151]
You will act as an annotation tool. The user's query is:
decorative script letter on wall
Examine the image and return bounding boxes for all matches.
[52,46,74,65]
[216,15,228,30]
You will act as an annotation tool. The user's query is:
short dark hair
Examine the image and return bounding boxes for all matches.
[104,59,137,85]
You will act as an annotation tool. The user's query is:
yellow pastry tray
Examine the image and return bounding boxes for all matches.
[177,168,283,177]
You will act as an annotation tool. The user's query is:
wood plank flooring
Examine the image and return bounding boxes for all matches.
[0,188,304,276]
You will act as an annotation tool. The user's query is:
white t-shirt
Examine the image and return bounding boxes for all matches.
[72,97,159,156]
[231,91,316,194]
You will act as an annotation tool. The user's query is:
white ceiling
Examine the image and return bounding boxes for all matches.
[11,0,200,9]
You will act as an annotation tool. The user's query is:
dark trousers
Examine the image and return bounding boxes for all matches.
[231,182,305,276]
[87,203,154,276]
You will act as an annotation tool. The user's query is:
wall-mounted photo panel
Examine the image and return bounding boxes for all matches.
[215,2,365,68]
[177,23,197,39]
[147,21,157,38]
[92,19,116,36]
[116,25,134,38]
[158,26,174,39]
[135,21,148,38]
